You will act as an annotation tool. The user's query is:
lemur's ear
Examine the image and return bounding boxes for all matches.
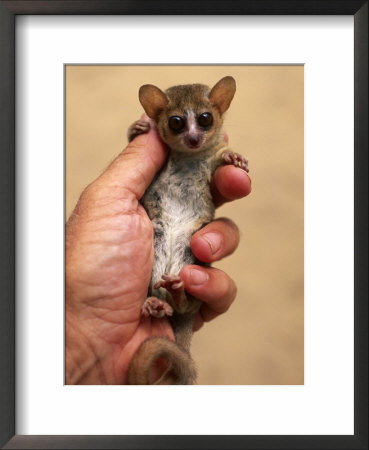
[139,84,168,120]
[209,76,236,115]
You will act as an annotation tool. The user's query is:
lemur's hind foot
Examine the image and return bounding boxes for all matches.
[154,273,187,312]
[141,296,173,318]
[127,119,150,142]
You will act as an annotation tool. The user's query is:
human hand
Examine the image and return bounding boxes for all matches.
[65,118,251,384]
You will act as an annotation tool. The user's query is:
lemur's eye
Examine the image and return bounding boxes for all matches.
[198,112,213,128]
[168,116,185,132]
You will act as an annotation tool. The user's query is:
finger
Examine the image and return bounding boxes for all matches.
[180,265,237,321]
[96,115,167,200]
[211,165,251,208]
[190,218,240,263]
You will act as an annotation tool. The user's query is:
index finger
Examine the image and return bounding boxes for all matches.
[97,115,168,201]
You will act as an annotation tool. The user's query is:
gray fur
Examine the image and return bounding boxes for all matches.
[127,77,247,384]
[142,149,216,303]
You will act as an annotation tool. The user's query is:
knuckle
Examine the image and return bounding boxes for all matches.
[79,181,99,205]
[214,271,236,302]
[216,217,240,236]
[224,276,237,306]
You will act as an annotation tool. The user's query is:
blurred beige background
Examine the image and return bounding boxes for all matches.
[66,65,304,385]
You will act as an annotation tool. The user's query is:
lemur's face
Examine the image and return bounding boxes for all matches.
[138,77,236,154]
[163,110,215,152]
[157,84,222,153]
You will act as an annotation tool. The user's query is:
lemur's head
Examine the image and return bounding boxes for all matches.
[138,76,236,153]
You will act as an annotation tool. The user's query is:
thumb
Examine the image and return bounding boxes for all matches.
[97,116,167,200]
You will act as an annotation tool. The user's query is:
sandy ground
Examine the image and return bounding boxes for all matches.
[66,65,304,385]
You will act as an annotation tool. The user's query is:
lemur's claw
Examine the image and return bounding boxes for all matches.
[222,150,249,173]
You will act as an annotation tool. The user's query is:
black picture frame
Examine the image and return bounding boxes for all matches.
[0,1,367,449]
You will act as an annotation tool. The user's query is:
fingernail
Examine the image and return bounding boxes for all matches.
[189,269,209,286]
[201,232,222,255]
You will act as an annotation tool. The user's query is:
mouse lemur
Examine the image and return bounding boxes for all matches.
[127,76,249,384]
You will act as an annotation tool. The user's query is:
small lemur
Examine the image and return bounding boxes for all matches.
[127,76,248,385]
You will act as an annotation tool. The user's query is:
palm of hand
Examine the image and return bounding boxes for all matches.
[66,187,174,384]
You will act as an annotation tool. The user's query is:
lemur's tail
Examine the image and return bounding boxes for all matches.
[127,336,197,385]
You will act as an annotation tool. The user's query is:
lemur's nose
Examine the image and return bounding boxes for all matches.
[189,135,200,146]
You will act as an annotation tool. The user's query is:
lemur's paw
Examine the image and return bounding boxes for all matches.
[154,273,186,308]
[222,150,249,173]
[141,296,173,318]
[127,119,150,142]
